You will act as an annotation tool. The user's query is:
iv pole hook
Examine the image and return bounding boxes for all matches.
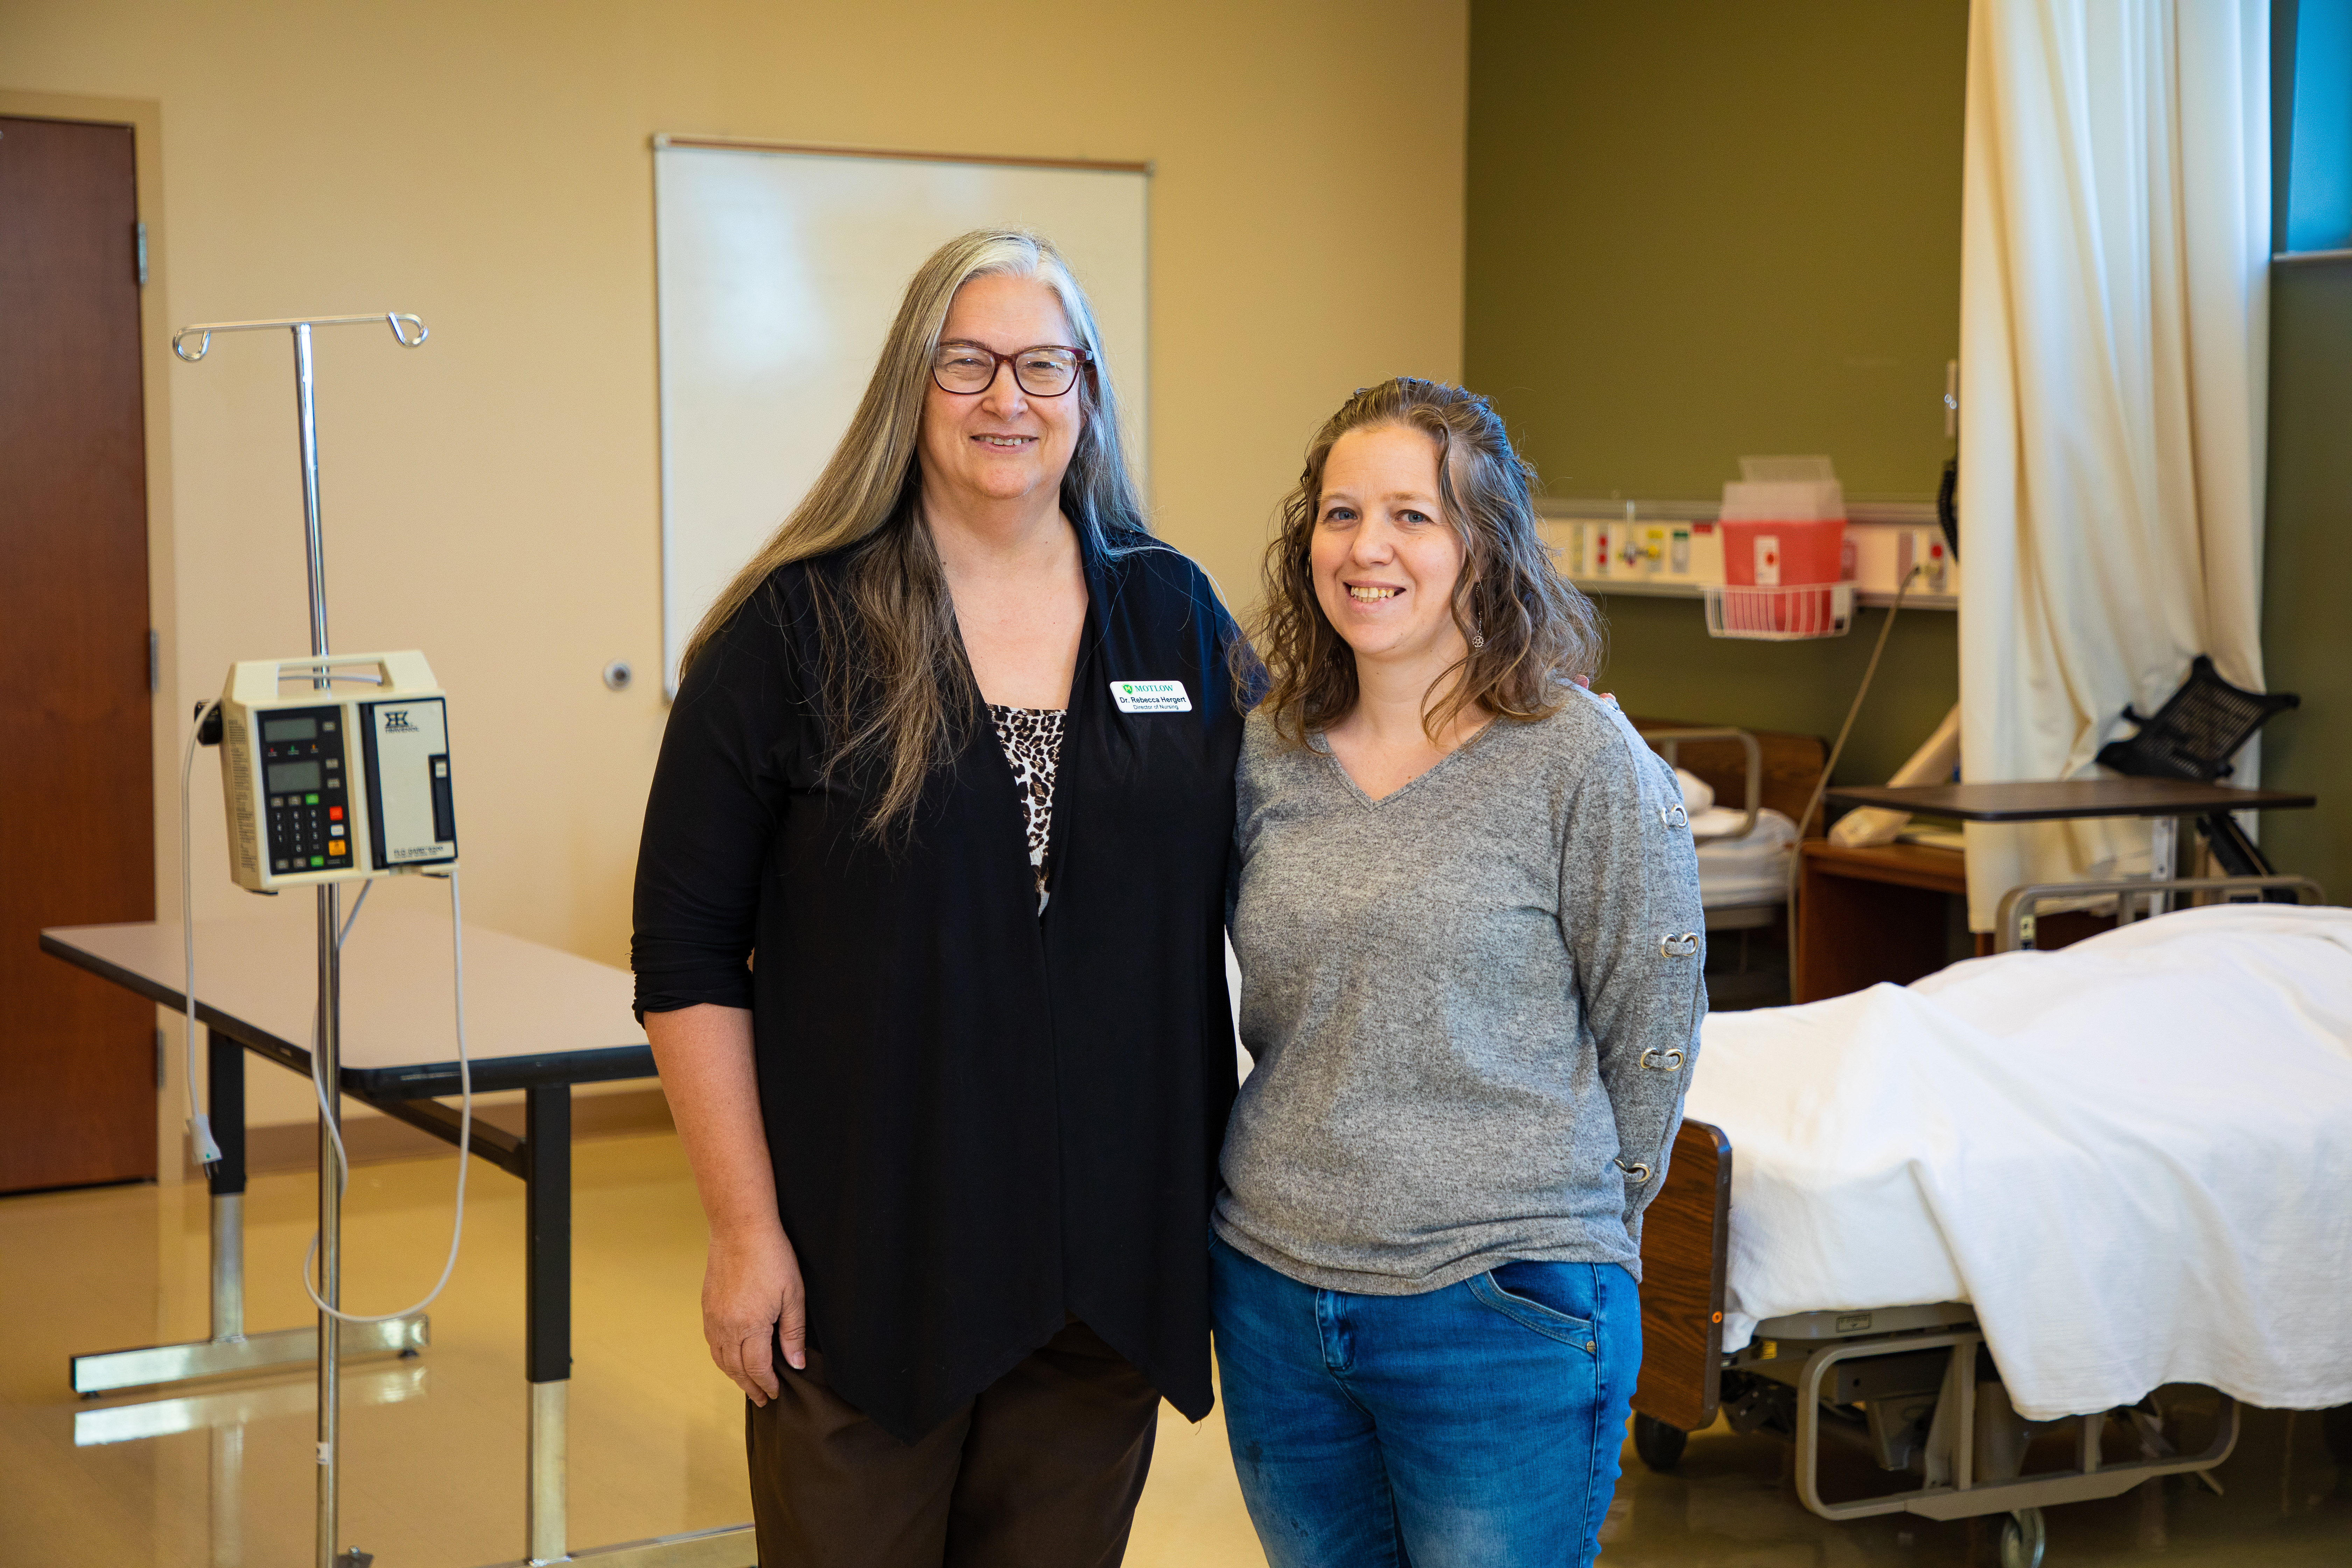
[173,311,429,364]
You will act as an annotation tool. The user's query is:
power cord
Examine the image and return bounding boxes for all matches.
[177,701,472,1322]
[302,868,472,1323]
[1785,565,1925,978]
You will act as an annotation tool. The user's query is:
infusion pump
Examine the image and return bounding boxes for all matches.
[218,650,458,891]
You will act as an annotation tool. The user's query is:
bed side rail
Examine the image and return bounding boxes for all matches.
[1631,1118,1732,1432]
[1996,874,2325,954]
[1641,727,1761,841]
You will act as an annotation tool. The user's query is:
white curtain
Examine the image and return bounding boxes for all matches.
[1956,0,2272,930]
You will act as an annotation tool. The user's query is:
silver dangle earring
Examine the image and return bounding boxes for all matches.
[1471,624,1486,650]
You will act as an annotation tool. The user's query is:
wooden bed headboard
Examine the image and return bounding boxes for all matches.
[1631,717,1829,830]
[1632,1118,1733,1433]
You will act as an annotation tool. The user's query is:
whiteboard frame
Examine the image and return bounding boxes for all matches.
[652,133,1152,176]
[650,134,1153,697]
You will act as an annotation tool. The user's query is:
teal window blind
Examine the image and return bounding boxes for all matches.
[2279,0,2352,253]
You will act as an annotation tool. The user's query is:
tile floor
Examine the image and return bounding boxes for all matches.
[2,1131,2344,1566]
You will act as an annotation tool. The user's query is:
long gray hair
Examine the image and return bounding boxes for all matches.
[679,229,1148,834]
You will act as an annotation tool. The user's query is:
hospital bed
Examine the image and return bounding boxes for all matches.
[1625,878,2352,1568]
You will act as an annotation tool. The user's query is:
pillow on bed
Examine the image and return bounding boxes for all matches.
[1675,766,1715,816]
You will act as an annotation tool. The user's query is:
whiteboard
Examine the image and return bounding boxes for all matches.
[653,140,1150,694]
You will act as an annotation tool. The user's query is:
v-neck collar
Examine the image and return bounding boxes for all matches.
[1310,718,1496,810]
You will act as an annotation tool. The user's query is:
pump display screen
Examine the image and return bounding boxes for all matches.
[254,700,351,877]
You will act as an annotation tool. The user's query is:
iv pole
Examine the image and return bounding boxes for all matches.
[173,310,429,1568]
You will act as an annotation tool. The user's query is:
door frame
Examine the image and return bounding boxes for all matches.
[2,90,183,1186]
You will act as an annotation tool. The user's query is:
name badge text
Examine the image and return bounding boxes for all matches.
[1111,680,1191,714]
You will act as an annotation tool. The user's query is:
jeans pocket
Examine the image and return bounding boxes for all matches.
[1468,1262,1599,1350]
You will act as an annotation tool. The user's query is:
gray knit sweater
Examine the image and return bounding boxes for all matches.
[1214,689,1706,1294]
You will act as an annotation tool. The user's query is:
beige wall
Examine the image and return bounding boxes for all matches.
[4,0,1468,1145]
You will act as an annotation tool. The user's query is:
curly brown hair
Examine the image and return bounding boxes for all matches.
[1239,377,1602,745]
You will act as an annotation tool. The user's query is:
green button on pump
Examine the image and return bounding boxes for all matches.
[305,793,320,804]
[309,856,325,867]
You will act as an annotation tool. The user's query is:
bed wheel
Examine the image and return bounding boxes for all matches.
[1998,1507,2046,1568]
[1632,1413,1688,1472]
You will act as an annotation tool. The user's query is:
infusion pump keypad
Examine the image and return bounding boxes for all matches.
[260,705,353,875]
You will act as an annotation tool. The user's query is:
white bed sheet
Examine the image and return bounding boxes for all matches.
[1693,807,1796,908]
[1682,903,2352,1420]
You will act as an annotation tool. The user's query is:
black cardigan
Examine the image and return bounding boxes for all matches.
[632,534,1246,1442]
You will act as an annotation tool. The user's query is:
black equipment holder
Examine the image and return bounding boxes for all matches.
[2094,655,2300,884]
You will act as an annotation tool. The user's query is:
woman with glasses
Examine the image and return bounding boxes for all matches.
[633,230,1246,1567]
[1213,378,1704,1567]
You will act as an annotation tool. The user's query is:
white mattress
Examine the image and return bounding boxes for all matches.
[1682,904,2352,1420]
[1692,807,1795,908]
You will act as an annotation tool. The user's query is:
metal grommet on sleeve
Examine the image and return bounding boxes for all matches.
[1614,1157,1653,1185]
[1659,802,1689,829]
[1660,931,1700,958]
[1638,1047,1685,1072]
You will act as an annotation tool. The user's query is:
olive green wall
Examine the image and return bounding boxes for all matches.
[2266,6,2352,904]
[2259,264,2352,902]
[1465,0,1967,785]
[1466,0,1969,500]
[1465,1,2345,888]
[1595,599,1958,791]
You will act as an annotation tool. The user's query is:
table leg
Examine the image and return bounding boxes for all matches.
[211,1419,245,1567]
[2150,817,2178,912]
[526,1083,571,1567]
[68,1030,428,1398]
[209,1027,246,1343]
[477,1082,753,1568]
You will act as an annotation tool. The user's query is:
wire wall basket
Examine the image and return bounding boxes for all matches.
[1702,582,1855,641]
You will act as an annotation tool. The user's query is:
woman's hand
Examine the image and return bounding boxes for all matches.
[645,1003,797,1404]
[704,1218,805,1403]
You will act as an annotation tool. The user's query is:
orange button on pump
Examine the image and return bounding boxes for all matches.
[329,806,344,821]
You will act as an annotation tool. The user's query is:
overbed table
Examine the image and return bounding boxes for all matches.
[1798,779,2322,1000]
[41,905,753,1568]
[1821,777,2317,822]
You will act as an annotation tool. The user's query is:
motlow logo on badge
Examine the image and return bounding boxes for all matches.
[1111,680,1191,714]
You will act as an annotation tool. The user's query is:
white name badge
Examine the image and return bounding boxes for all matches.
[1111,679,1192,714]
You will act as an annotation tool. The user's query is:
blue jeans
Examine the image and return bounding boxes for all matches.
[1210,1233,1641,1568]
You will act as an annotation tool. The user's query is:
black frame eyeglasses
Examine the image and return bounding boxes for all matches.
[930,340,1093,398]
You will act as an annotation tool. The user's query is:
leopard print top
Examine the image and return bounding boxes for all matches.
[988,705,1067,914]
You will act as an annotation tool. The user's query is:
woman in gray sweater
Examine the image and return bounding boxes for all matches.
[1214,377,1705,1568]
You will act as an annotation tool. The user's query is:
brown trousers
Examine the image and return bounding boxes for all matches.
[745,1318,1161,1568]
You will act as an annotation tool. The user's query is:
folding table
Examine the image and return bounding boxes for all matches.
[42,904,754,1567]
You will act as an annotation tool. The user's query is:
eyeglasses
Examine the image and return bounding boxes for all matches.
[931,341,1092,398]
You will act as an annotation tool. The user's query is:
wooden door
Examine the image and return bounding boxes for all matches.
[0,116,158,1191]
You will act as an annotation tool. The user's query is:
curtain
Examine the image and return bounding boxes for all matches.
[1956,0,2272,930]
